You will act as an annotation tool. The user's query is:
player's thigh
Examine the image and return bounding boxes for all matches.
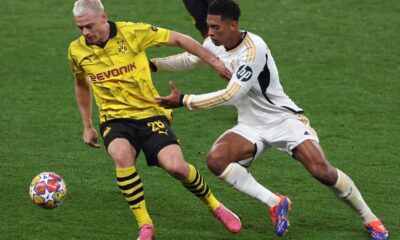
[210,131,256,163]
[293,140,337,185]
[107,138,138,168]
[139,116,180,167]
[99,119,140,167]
[293,139,326,165]
[262,115,319,155]
[157,144,189,179]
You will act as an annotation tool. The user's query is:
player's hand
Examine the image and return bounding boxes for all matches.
[155,81,182,109]
[83,126,101,148]
[213,59,232,81]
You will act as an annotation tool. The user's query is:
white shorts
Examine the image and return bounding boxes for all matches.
[228,115,319,167]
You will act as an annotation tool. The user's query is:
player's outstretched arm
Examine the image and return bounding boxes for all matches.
[156,79,249,111]
[75,77,100,148]
[167,31,231,80]
[150,52,204,73]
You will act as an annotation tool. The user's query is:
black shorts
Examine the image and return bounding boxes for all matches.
[99,116,179,166]
[183,0,214,36]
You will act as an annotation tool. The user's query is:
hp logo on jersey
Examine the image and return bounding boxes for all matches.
[236,65,253,82]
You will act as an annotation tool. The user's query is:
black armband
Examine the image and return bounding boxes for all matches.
[179,94,185,107]
[149,60,158,72]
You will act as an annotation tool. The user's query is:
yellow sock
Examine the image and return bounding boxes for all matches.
[116,166,153,228]
[181,164,220,212]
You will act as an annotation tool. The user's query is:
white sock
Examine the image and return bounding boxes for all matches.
[218,163,280,208]
[331,169,377,224]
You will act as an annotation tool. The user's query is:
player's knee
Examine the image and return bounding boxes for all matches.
[161,157,188,180]
[109,150,133,168]
[206,150,227,176]
[166,163,188,180]
[108,139,135,168]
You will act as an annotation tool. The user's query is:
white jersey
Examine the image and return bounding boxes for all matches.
[154,31,303,125]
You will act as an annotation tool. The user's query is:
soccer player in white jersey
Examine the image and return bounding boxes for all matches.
[152,0,389,239]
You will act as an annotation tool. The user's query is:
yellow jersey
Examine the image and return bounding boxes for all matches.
[68,21,172,123]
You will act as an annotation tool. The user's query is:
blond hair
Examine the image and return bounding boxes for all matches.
[73,0,104,17]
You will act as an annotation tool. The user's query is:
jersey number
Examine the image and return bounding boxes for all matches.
[147,120,168,135]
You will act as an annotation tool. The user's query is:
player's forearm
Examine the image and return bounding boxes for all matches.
[75,79,94,128]
[181,82,247,110]
[169,32,220,70]
[152,52,203,72]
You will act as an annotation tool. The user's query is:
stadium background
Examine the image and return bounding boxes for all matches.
[0,0,398,239]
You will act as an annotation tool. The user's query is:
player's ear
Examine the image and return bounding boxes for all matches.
[101,11,108,21]
[230,20,238,31]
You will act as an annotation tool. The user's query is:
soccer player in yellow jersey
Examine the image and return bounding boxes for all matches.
[67,0,240,239]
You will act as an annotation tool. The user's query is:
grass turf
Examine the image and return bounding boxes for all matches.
[0,0,399,239]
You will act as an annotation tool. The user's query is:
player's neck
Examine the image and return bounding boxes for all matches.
[99,21,110,43]
[225,31,245,51]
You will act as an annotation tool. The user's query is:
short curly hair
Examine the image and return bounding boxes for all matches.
[208,0,241,21]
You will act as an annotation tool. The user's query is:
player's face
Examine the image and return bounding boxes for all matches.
[207,14,236,47]
[75,11,108,44]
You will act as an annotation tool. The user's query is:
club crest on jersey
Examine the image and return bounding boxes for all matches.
[229,59,236,72]
[236,65,253,82]
[117,41,128,54]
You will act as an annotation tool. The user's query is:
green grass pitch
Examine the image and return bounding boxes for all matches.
[0,0,399,239]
